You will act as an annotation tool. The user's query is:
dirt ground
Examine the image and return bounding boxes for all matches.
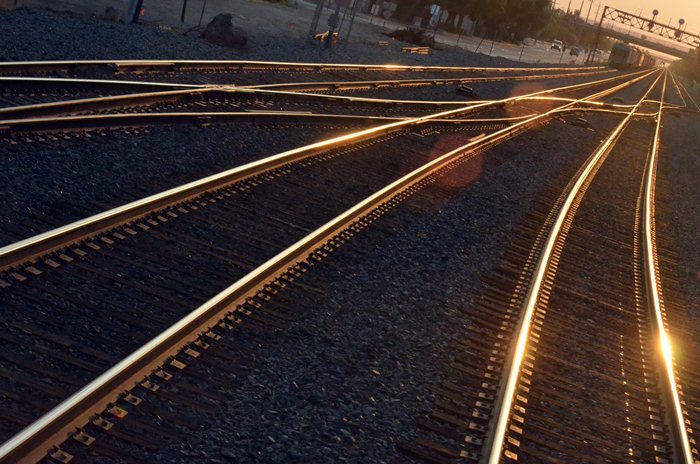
[19,0,597,65]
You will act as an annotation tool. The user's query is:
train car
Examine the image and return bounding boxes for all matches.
[609,42,632,67]
[608,43,655,68]
[641,53,657,67]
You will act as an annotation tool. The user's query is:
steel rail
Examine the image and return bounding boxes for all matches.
[0,69,646,121]
[641,73,694,464]
[0,111,535,134]
[667,72,688,108]
[670,73,700,112]
[0,68,654,273]
[0,76,203,91]
[0,69,611,94]
[242,69,614,91]
[0,68,649,464]
[481,69,664,464]
[0,105,659,135]
[0,59,607,75]
[0,87,214,119]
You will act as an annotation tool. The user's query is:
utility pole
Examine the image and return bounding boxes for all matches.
[565,0,572,15]
[585,0,593,25]
[180,0,188,23]
[586,5,606,64]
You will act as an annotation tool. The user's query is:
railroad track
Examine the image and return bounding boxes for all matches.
[400,71,700,463]
[0,69,653,246]
[0,65,656,462]
[0,68,648,136]
[0,66,617,117]
[0,59,606,84]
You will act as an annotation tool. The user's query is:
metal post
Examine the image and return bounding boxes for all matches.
[586,5,606,64]
[518,42,525,62]
[342,0,360,49]
[337,3,349,36]
[474,32,486,53]
[488,35,496,55]
[308,0,324,40]
[325,0,341,49]
[180,0,188,23]
[198,0,209,26]
[128,0,145,23]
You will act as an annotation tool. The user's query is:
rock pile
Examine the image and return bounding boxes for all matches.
[201,13,247,49]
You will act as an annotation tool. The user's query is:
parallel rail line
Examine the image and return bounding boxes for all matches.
[0,69,653,273]
[0,68,623,120]
[241,69,614,92]
[0,68,654,464]
[396,70,698,464]
[480,71,687,464]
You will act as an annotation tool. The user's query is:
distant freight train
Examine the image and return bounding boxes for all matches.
[608,43,657,68]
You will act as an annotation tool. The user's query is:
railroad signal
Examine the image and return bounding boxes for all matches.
[648,10,657,31]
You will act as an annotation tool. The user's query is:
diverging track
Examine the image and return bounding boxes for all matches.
[401,72,698,463]
[0,69,656,462]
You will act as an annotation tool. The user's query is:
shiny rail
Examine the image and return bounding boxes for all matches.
[0,68,654,464]
[0,69,652,273]
[641,73,694,464]
[0,69,633,120]
[481,69,695,464]
[0,59,607,75]
[242,69,613,91]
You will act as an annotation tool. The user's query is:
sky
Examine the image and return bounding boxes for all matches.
[553,0,699,33]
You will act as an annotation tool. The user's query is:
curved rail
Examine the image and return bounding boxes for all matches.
[0,68,654,464]
[0,68,653,272]
[670,72,700,112]
[0,76,202,92]
[242,69,614,91]
[0,69,633,120]
[0,106,658,135]
[0,111,532,134]
[481,70,660,464]
[481,69,694,464]
[641,73,694,463]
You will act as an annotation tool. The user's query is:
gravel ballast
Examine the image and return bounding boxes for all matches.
[660,111,700,314]
[54,113,624,463]
[0,122,373,244]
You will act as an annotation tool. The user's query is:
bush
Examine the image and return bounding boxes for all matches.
[387,27,436,48]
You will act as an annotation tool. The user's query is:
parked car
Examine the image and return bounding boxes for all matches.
[551,39,563,51]
[569,47,581,56]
